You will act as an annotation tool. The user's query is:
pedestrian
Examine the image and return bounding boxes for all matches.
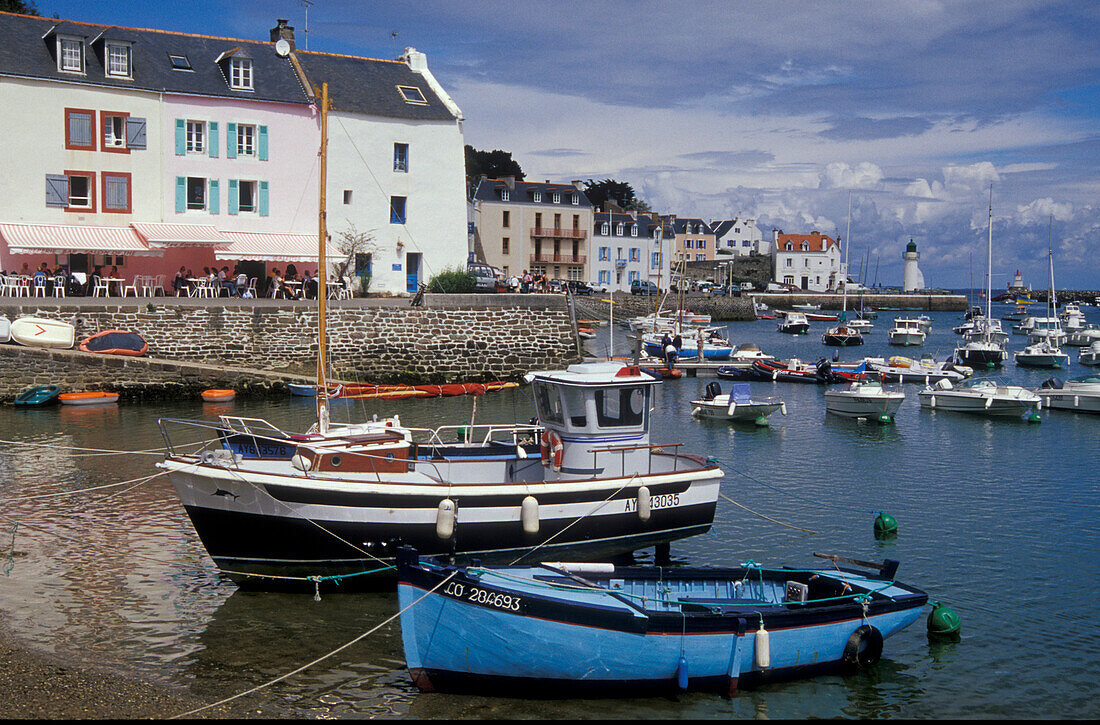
[696,327,706,360]
[663,333,678,372]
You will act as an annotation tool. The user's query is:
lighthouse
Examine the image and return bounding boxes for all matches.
[903,239,925,292]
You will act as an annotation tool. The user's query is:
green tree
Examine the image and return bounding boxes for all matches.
[583,178,650,212]
[0,1,39,14]
[465,145,525,185]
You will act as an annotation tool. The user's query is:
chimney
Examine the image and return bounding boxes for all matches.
[270,19,296,50]
[572,179,584,190]
[501,176,516,191]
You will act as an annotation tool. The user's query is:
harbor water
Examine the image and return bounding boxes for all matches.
[0,304,1097,718]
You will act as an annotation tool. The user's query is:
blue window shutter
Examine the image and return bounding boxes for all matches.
[208,122,219,158]
[125,117,146,149]
[175,119,186,155]
[45,174,69,207]
[258,180,269,216]
[227,179,238,215]
[258,125,268,161]
[209,179,220,214]
[226,122,237,159]
[175,177,186,212]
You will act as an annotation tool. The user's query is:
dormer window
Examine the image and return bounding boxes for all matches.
[229,57,253,90]
[397,85,428,105]
[631,224,638,236]
[571,193,579,205]
[105,42,132,78]
[552,192,560,204]
[58,36,84,74]
[501,189,510,202]
[616,223,624,235]
[801,242,809,251]
[533,191,542,203]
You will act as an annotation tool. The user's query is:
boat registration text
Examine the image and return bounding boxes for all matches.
[442,581,523,613]
[624,492,680,512]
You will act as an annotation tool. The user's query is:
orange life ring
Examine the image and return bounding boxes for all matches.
[540,429,564,471]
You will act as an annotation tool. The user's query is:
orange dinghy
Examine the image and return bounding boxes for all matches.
[201,389,236,402]
[58,391,119,406]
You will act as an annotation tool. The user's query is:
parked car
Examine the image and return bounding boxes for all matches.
[587,281,609,294]
[547,279,564,293]
[467,263,499,293]
[631,280,659,296]
[564,280,594,295]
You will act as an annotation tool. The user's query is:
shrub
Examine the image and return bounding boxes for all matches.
[427,267,476,293]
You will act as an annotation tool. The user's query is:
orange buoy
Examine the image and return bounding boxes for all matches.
[201,389,236,402]
[58,391,119,406]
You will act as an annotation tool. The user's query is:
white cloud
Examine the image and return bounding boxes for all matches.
[821,162,884,190]
[1015,198,1075,225]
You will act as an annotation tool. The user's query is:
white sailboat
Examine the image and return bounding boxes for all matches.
[954,187,1007,368]
[1015,218,1069,369]
[823,193,864,347]
[157,85,724,585]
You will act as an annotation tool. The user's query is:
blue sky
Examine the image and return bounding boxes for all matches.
[38,1,1100,289]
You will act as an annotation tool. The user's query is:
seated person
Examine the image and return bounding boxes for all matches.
[173,266,189,295]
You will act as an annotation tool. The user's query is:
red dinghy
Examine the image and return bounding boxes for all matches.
[338,381,518,400]
[79,330,148,356]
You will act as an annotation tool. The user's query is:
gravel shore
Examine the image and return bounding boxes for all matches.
[0,624,265,720]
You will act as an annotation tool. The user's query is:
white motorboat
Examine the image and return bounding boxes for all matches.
[867,355,970,384]
[824,380,905,422]
[888,318,926,346]
[1014,340,1070,369]
[1035,374,1100,413]
[1078,341,1100,366]
[918,378,1041,418]
[727,342,774,364]
[963,317,1009,346]
[157,93,724,585]
[792,303,821,311]
[953,188,1007,368]
[916,315,932,333]
[778,312,810,334]
[690,381,786,423]
[848,318,874,332]
[1060,303,1086,332]
[1066,325,1100,347]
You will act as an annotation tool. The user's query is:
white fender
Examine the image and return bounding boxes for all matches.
[521,495,539,534]
[754,620,770,670]
[985,396,994,409]
[636,486,651,522]
[436,498,456,539]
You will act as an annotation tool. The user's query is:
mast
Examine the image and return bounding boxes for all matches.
[842,191,851,317]
[316,82,330,433]
[985,184,993,343]
[1049,215,1060,334]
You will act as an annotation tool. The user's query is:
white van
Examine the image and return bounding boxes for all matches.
[467,263,499,293]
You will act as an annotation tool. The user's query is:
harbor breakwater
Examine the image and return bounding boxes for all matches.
[0,295,580,400]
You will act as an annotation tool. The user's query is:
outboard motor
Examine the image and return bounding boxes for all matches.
[1040,377,1064,390]
[704,381,722,401]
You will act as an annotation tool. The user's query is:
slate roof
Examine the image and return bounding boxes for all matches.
[663,217,713,235]
[594,211,656,237]
[472,179,594,207]
[0,11,460,120]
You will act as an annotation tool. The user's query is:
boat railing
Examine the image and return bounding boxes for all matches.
[585,442,711,476]
[409,423,543,447]
[158,417,294,460]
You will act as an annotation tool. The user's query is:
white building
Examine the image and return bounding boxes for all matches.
[711,217,768,256]
[591,210,662,292]
[902,239,925,292]
[773,230,844,292]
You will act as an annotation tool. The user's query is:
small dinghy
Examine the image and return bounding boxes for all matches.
[288,383,318,397]
[13,385,61,406]
[201,389,236,403]
[691,381,785,424]
[10,316,75,349]
[58,391,119,406]
[78,330,148,356]
[396,548,928,695]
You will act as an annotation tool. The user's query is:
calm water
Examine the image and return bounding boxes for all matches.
[1,304,1097,719]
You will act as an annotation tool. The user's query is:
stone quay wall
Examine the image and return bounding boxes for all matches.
[0,295,579,399]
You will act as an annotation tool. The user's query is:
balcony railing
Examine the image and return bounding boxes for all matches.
[530,227,587,240]
[530,253,587,265]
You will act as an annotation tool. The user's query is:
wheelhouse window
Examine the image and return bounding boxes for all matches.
[560,386,588,428]
[594,386,648,428]
[532,382,564,425]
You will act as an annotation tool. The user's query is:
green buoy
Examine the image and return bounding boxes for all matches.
[927,600,961,638]
[754,415,770,427]
[877,414,893,424]
[1028,412,1042,423]
[873,512,898,538]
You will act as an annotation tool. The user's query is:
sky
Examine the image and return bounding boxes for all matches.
[35,1,1100,289]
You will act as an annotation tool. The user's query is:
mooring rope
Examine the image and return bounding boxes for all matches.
[0,469,172,504]
[717,491,819,534]
[707,454,882,516]
[170,570,457,720]
[0,437,200,457]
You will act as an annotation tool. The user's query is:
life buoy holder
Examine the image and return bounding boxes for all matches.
[842,624,883,670]
[540,429,564,471]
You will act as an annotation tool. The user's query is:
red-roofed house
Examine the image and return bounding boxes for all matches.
[773,230,845,292]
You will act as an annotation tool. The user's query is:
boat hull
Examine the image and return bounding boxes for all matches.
[823,393,904,420]
[1014,353,1070,368]
[397,558,927,694]
[887,332,925,346]
[918,390,1037,416]
[10,316,75,349]
[691,400,783,421]
[163,460,722,581]
[1036,390,1100,413]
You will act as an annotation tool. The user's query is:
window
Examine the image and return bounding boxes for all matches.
[568,266,583,281]
[631,224,638,237]
[785,242,793,251]
[186,120,205,153]
[502,237,510,255]
[397,85,428,105]
[599,270,611,284]
[394,143,408,172]
[66,172,94,210]
[238,181,257,213]
[58,37,84,73]
[685,240,693,249]
[102,113,128,150]
[696,254,705,261]
[600,222,609,235]
[168,54,192,71]
[229,57,253,90]
[651,252,661,269]
[571,193,578,205]
[343,190,353,205]
[699,239,706,249]
[533,191,542,203]
[502,210,510,228]
[102,173,131,213]
[186,177,206,210]
[616,223,624,235]
[629,271,639,284]
[533,382,564,425]
[594,386,647,428]
[105,43,131,78]
[236,124,256,156]
[501,189,510,201]
[786,258,792,267]
[390,196,407,224]
[630,248,640,262]
[65,109,95,150]
[552,192,561,204]
[599,247,610,261]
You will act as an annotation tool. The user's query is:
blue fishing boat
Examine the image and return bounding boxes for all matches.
[396,548,927,695]
[13,385,61,406]
[287,383,318,396]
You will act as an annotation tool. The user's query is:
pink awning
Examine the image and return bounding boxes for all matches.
[0,222,159,256]
[131,223,227,247]
[214,231,338,262]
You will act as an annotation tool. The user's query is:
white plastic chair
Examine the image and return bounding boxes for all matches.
[123,276,141,297]
[92,275,110,297]
[149,275,165,297]
[32,276,46,297]
[53,275,66,298]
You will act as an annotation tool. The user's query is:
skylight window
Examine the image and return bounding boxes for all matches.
[168,53,192,71]
[397,85,428,105]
